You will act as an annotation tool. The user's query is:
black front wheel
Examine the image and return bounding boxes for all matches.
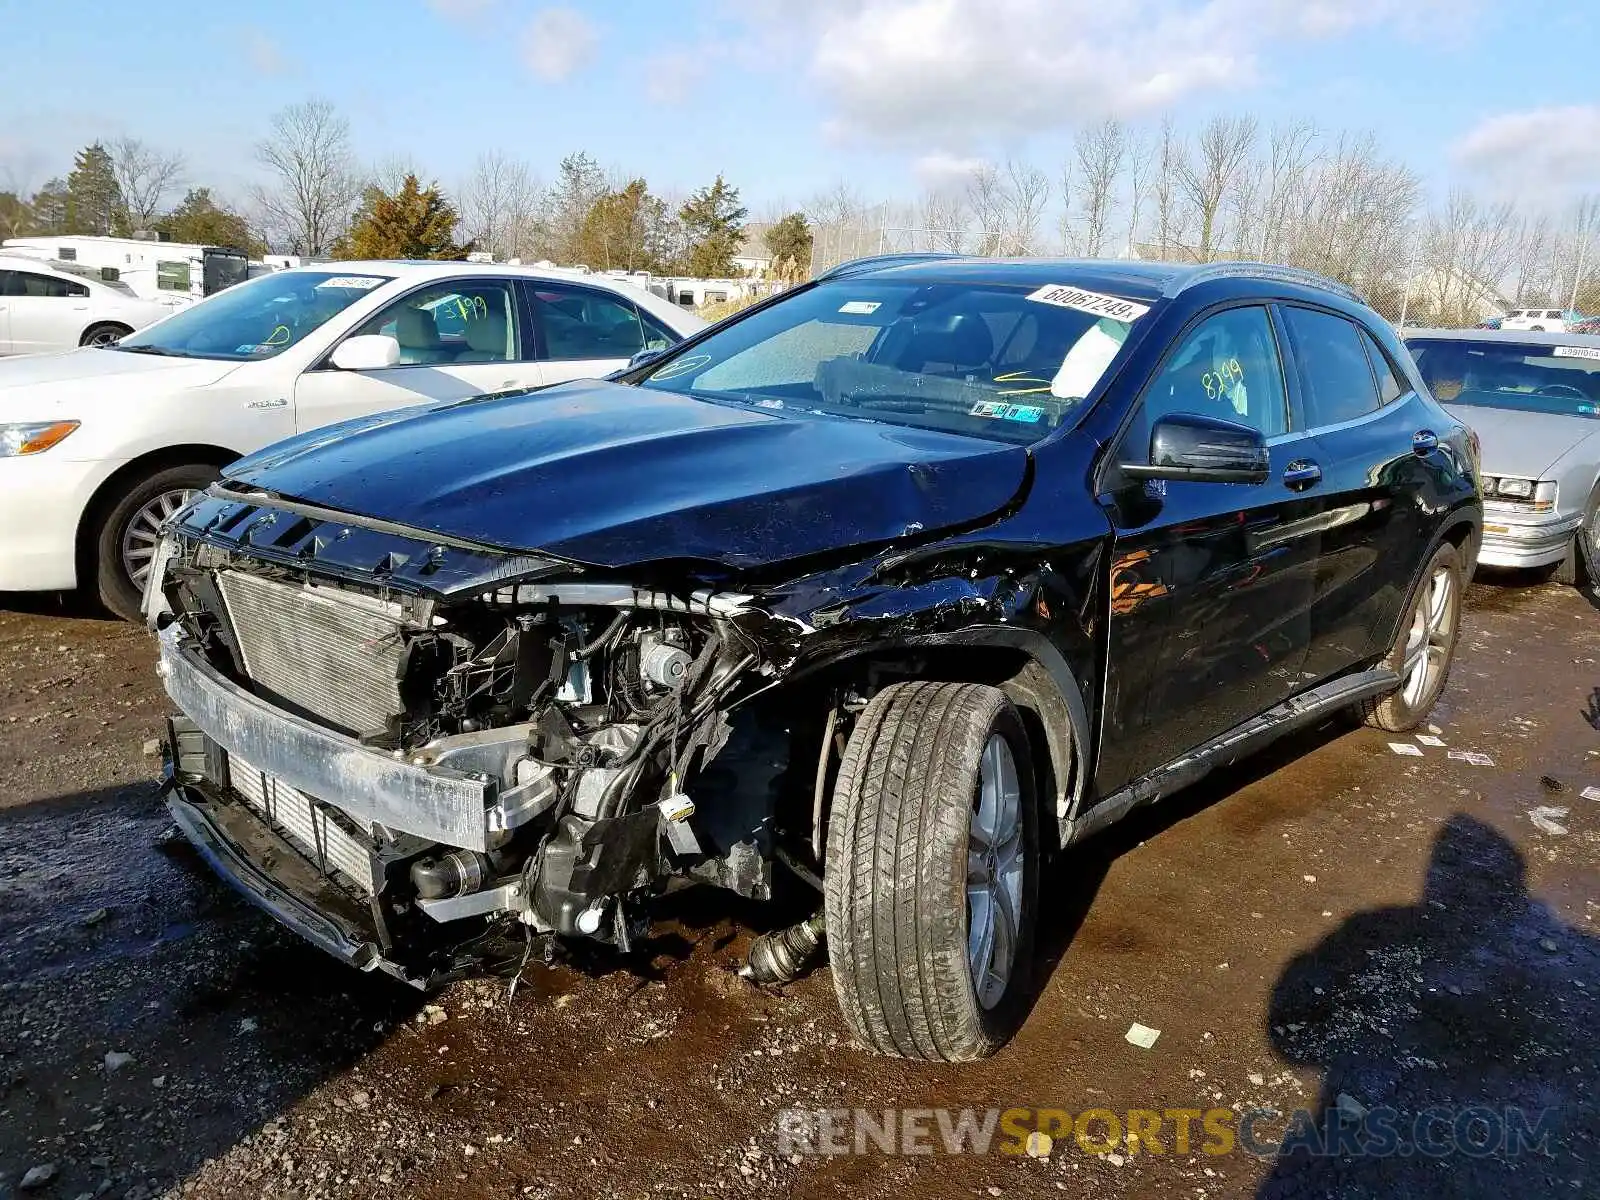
[824,681,1038,1061]
[80,322,132,347]
[93,464,217,621]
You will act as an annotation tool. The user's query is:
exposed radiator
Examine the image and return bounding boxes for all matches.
[229,755,376,894]
[216,570,407,737]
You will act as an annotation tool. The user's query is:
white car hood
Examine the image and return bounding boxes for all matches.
[0,349,242,412]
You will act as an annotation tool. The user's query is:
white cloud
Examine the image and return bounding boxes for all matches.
[1451,106,1600,200]
[243,28,288,76]
[744,0,1473,145]
[521,7,601,83]
[646,51,698,106]
[913,152,988,189]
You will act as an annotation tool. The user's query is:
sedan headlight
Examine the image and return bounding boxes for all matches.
[1483,475,1556,512]
[0,421,80,457]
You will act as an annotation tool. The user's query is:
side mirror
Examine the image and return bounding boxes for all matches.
[1124,412,1270,484]
[329,334,400,371]
[626,347,665,371]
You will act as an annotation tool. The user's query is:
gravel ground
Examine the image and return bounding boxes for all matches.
[0,577,1595,1200]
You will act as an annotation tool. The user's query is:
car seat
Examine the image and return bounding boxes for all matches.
[454,308,510,362]
[394,307,448,364]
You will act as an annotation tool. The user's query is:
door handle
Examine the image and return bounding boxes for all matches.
[1412,429,1439,455]
[1283,460,1322,490]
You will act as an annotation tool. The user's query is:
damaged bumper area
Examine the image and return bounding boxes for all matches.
[150,507,807,985]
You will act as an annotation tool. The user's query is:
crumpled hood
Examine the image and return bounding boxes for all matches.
[0,348,242,413]
[1447,403,1600,478]
[225,380,1031,569]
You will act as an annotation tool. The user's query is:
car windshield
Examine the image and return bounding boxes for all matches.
[635,279,1144,444]
[1407,338,1600,418]
[114,270,392,361]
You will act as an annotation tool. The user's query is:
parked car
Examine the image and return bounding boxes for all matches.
[0,255,169,354]
[1405,327,1600,585]
[150,257,1480,1061]
[1501,307,1582,333]
[0,261,704,619]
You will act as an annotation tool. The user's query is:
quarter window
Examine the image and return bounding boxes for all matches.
[1127,306,1290,457]
[1360,329,1405,405]
[1281,306,1382,428]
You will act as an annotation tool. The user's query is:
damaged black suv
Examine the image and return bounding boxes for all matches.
[150,256,1480,1061]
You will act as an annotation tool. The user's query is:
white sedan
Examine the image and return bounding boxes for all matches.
[0,255,169,353]
[0,260,705,618]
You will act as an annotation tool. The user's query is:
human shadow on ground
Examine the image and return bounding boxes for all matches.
[1256,813,1598,1198]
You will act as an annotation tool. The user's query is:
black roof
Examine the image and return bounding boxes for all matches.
[824,254,1364,306]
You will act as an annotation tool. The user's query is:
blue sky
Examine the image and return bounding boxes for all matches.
[1,0,1596,214]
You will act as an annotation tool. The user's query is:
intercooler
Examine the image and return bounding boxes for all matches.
[215,569,408,737]
[228,755,377,894]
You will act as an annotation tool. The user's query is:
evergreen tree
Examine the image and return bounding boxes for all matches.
[157,189,260,253]
[335,175,468,260]
[64,143,125,235]
[679,175,748,278]
[764,212,814,277]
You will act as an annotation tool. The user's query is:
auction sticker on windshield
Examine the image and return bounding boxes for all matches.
[1026,284,1150,323]
[1553,345,1600,361]
[315,276,386,290]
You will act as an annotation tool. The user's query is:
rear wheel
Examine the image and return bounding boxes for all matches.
[1362,542,1464,732]
[92,464,217,621]
[824,681,1038,1061]
[80,322,132,347]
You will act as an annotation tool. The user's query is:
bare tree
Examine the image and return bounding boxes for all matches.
[917,188,970,253]
[459,151,543,260]
[1418,189,1518,324]
[252,100,360,255]
[108,137,185,231]
[1175,115,1259,261]
[1074,119,1127,257]
[1122,130,1154,256]
[1153,116,1187,258]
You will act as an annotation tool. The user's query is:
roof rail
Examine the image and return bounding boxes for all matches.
[1169,261,1367,305]
[814,252,965,281]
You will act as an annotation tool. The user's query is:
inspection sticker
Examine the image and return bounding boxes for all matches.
[839,300,881,315]
[1026,284,1150,322]
[1553,345,1600,360]
[970,400,1046,423]
[316,276,386,290]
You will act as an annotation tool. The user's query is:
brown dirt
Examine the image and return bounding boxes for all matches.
[0,579,1595,1200]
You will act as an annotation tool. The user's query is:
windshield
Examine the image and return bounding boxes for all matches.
[1407,338,1600,419]
[115,270,392,361]
[635,279,1144,444]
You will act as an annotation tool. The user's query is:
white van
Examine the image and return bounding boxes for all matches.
[1502,308,1580,333]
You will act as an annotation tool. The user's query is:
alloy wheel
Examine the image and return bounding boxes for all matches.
[120,488,196,591]
[968,733,1025,1010]
[1400,564,1456,708]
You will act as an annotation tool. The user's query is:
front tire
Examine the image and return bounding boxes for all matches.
[92,464,217,621]
[824,681,1038,1061]
[1552,499,1596,588]
[1362,541,1464,732]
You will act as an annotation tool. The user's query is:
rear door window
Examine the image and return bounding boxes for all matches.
[1280,306,1381,429]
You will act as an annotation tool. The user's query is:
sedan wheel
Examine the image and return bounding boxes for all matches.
[121,488,196,593]
[94,463,220,622]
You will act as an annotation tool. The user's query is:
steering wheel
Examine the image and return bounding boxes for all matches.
[1534,383,1587,398]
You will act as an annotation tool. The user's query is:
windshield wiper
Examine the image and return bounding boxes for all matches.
[113,344,179,356]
